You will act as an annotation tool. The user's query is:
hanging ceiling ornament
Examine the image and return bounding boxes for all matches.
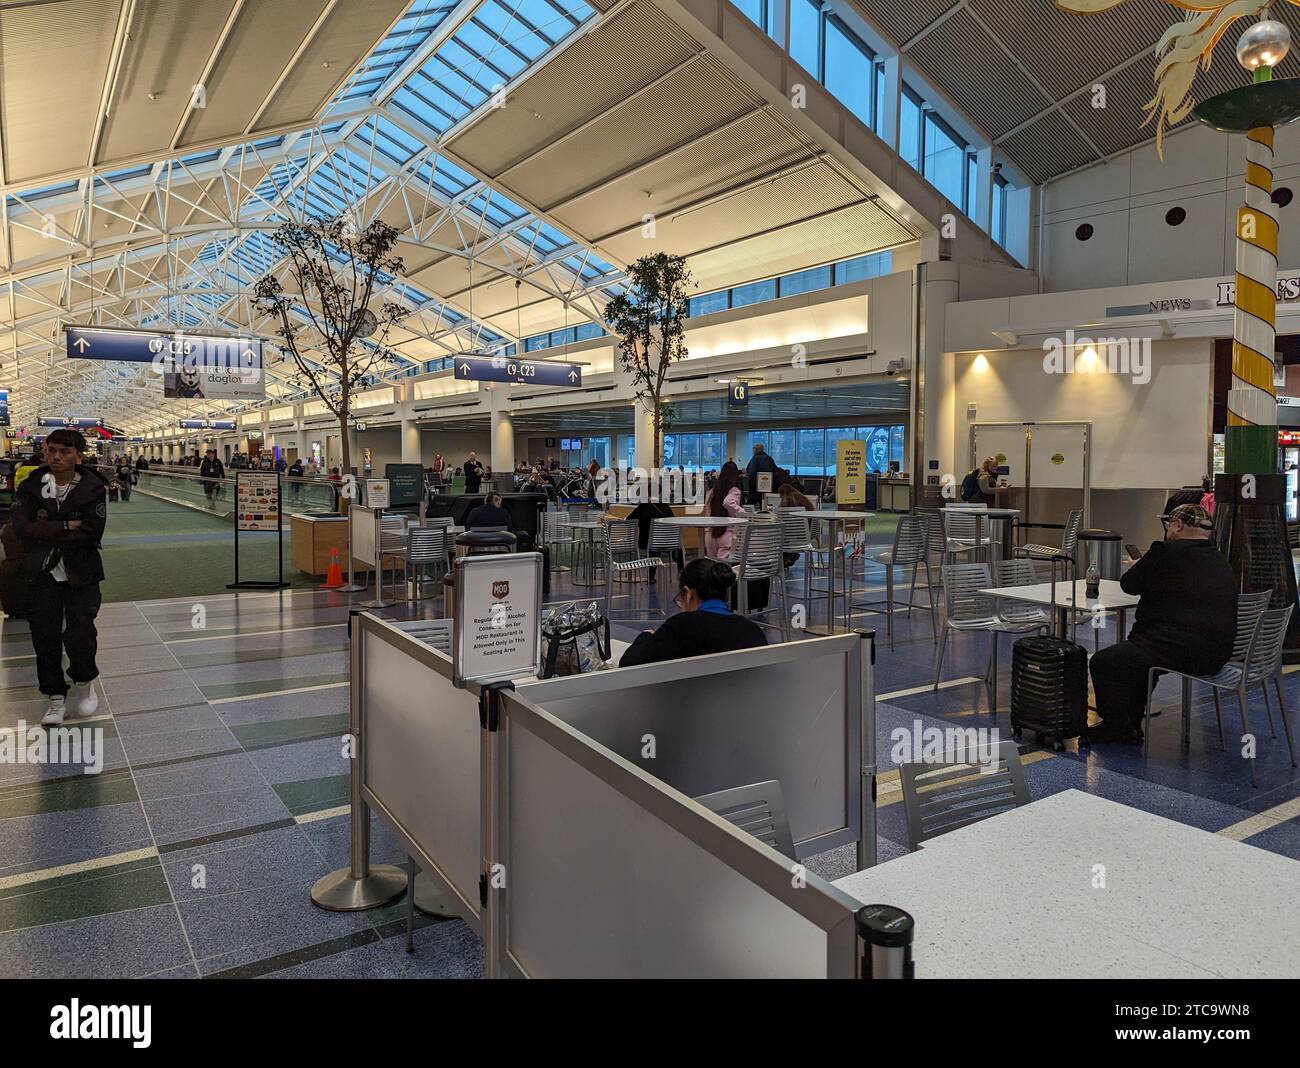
[1056,0,1300,156]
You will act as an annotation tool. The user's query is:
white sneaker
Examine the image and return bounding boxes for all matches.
[68,681,99,719]
[41,695,67,726]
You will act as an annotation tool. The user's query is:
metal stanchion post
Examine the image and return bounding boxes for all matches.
[362,508,395,609]
[310,608,406,910]
[856,629,877,871]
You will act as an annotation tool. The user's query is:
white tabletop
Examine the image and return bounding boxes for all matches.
[981,578,1138,612]
[805,510,876,521]
[658,515,749,528]
[570,521,604,531]
[833,790,1300,978]
[944,506,1019,517]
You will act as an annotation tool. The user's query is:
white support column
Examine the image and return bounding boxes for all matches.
[880,54,902,152]
[974,146,993,232]
[401,417,422,465]
[489,386,513,477]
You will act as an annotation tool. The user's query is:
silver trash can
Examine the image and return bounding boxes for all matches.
[1077,528,1122,580]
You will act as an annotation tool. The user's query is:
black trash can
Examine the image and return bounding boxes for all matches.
[1077,528,1122,580]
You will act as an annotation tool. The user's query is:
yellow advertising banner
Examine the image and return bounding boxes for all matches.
[836,439,866,504]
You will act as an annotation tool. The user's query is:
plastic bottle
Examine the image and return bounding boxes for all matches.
[1085,560,1100,600]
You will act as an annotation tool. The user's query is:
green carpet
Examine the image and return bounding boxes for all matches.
[98,494,316,603]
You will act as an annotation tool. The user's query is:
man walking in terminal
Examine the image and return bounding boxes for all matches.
[11,428,108,726]
[200,448,225,508]
[1088,504,1237,743]
[463,450,484,493]
[744,442,778,506]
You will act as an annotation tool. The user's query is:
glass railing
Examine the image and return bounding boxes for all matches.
[101,466,339,514]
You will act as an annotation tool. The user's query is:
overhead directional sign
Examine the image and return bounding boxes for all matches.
[452,354,582,388]
[65,325,265,399]
[179,419,237,430]
[37,417,104,429]
[727,380,749,409]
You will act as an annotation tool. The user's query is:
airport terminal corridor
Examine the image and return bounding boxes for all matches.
[3,0,1300,1012]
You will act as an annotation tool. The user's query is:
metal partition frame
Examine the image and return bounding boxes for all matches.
[487,685,864,979]
[355,612,485,933]
[514,633,872,862]
[969,420,1093,531]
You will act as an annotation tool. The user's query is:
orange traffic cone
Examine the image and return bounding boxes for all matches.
[322,547,345,589]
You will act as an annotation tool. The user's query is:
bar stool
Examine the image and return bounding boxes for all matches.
[403,526,447,603]
[734,519,790,641]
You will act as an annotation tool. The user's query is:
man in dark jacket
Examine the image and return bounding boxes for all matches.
[463,452,485,493]
[1089,504,1237,742]
[465,492,512,530]
[744,443,778,505]
[199,449,225,508]
[12,429,108,725]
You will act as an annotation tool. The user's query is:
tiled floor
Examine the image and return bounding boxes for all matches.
[2,535,1298,978]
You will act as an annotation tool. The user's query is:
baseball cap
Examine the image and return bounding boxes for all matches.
[1158,503,1214,530]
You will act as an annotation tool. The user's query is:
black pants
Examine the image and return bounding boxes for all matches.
[119,482,131,501]
[203,481,219,504]
[26,578,101,697]
[1090,637,1221,730]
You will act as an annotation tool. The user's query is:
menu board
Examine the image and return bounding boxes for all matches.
[236,471,280,531]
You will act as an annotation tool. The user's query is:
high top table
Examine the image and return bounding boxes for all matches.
[832,790,1300,978]
[657,514,748,559]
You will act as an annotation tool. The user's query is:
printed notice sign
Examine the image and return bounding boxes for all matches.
[837,439,866,504]
[453,552,543,686]
[366,478,390,510]
[236,471,280,531]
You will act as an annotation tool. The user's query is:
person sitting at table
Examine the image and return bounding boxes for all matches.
[465,492,512,530]
[1088,504,1237,743]
[701,461,745,559]
[619,558,766,667]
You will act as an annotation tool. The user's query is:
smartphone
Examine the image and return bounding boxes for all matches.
[1125,543,1143,560]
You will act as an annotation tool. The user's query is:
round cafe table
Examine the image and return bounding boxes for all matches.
[657,514,749,559]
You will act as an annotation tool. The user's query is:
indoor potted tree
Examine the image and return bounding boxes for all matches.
[602,252,693,467]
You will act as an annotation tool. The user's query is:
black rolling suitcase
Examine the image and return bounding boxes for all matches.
[1009,559,1089,750]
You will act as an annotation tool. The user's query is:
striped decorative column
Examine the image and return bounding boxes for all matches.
[1227,125,1279,475]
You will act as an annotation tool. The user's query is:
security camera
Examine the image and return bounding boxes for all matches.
[885,358,905,377]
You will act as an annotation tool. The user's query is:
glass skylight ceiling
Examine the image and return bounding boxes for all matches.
[8,0,613,427]
[385,0,593,134]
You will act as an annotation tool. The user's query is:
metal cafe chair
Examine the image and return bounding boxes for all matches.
[403,526,447,603]
[1016,508,1083,564]
[1144,601,1293,786]
[940,508,993,566]
[933,562,1047,709]
[647,518,685,580]
[899,740,1029,850]
[602,518,663,620]
[543,510,576,573]
[694,779,795,860]
[854,514,936,650]
[733,519,790,641]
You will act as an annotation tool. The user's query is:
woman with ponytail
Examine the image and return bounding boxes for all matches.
[619,557,766,667]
